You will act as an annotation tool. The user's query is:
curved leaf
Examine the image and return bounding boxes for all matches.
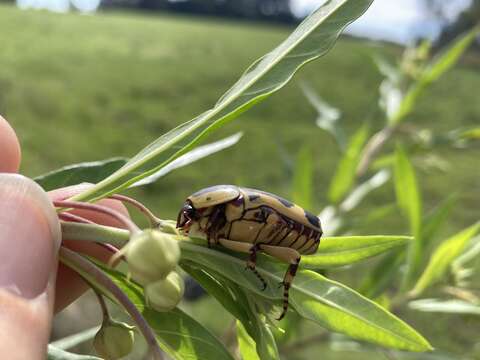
[328,124,369,204]
[292,145,314,210]
[70,0,375,202]
[411,222,480,297]
[301,235,412,269]
[290,270,432,352]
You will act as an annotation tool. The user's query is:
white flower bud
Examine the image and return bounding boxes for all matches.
[145,271,185,312]
[126,229,181,285]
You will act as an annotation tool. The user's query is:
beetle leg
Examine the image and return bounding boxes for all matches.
[217,238,267,291]
[258,245,301,321]
[206,205,226,247]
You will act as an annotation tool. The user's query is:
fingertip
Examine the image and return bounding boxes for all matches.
[0,115,21,173]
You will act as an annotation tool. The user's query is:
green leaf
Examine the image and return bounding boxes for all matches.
[130,133,242,187]
[394,145,422,285]
[390,26,479,124]
[290,270,432,352]
[301,235,412,269]
[411,222,480,297]
[92,262,235,360]
[421,194,457,248]
[360,250,405,299]
[328,124,369,204]
[69,0,375,202]
[237,321,261,360]
[409,299,480,316]
[394,145,422,237]
[179,240,431,352]
[291,145,314,210]
[34,158,127,192]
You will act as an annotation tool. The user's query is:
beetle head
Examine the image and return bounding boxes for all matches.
[176,200,197,233]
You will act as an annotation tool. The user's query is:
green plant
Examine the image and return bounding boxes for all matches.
[34,2,480,360]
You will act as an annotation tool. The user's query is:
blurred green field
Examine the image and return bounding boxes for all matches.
[1,5,479,358]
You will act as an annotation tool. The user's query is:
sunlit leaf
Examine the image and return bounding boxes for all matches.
[237,321,261,360]
[409,299,480,315]
[453,235,480,270]
[130,133,242,187]
[328,124,369,204]
[34,158,127,192]
[69,0,375,202]
[394,145,422,285]
[411,222,480,297]
[179,240,431,351]
[301,235,411,269]
[292,145,314,210]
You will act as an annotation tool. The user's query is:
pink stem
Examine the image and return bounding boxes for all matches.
[109,194,161,227]
[54,200,140,234]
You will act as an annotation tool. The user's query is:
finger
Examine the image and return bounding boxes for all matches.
[0,174,61,359]
[49,184,130,312]
[0,115,21,173]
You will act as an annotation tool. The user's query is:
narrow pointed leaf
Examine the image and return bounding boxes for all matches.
[292,145,314,210]
[409,299,480,315]
[290,270,432,352]
[394,145,422,286]
[70,0,375,202]
[130,133,242,187]
[411,222,480,296]
[237,321,261,360]
[301,235,412,269]
[34,158,127,192]
[421,194,457,248]
[328,124,369,204]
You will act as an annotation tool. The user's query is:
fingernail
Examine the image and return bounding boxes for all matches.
[0,174,61,298]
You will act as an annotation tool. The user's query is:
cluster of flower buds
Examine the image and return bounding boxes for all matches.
[126,229,184,312]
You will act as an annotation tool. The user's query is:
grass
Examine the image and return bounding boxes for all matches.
[1,5,480,357]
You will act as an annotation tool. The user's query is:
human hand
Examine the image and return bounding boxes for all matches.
[0,115,129,359]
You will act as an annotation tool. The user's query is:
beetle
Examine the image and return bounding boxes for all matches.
[176,185,322,320]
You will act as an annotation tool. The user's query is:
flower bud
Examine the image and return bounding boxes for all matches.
[145,271,185,312]
[158,220,180,235]
[126,229,181,285]
[94,320,135,360]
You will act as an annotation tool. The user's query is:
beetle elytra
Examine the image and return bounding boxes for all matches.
[176,185,323,320]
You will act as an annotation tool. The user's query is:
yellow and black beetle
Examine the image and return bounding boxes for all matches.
[177,185,322,320]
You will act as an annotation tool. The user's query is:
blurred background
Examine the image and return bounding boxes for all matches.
[1,0,479,358]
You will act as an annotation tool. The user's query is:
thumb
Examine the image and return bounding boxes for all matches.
[0,174,61,359]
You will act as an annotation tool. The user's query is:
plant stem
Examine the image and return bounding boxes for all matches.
[93,289,110,322]
[61,222,130,248]
[54,200,140,234]
[60,247,164,360]
[109,194,162,227]
[356,125,397,177]
[59,212,96,224]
